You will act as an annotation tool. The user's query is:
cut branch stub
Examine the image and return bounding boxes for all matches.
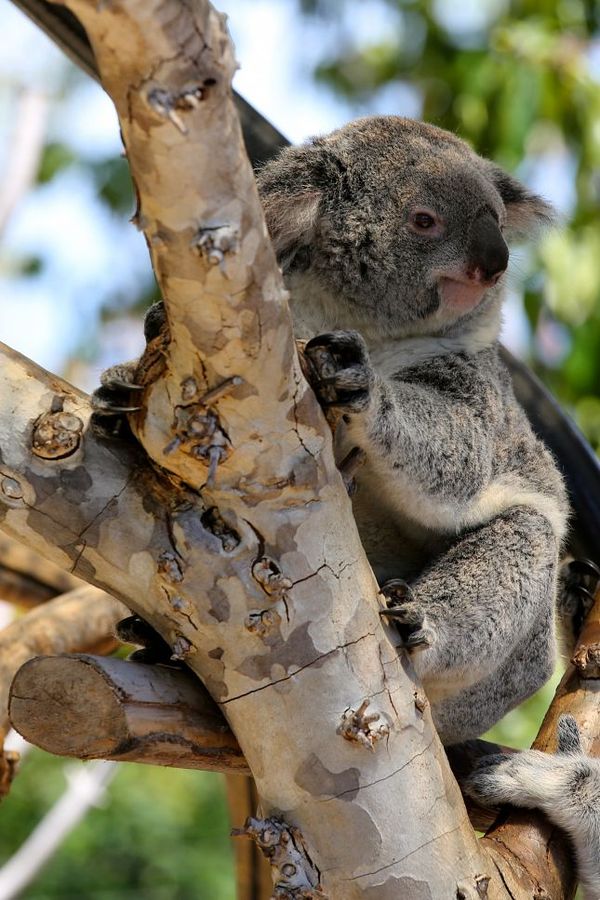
[31,409,83,459]
[338,699,390,752]
[233,817,326,899]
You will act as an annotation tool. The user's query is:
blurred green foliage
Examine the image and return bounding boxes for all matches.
[306,0,600,452]
[0,751,235,899]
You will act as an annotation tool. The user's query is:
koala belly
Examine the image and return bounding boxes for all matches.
[348,470,453,584]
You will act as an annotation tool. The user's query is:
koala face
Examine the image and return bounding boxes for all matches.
[258,116,552,340]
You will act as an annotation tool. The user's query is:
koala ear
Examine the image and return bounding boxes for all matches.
[486,165,555,237]
[260,188,321,272]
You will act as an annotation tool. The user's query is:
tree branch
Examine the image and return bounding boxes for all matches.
[0,586,125,741]
[8,649,505,834]
[0,533,83,601]
[480,583,600,899]
[9,653,248,774]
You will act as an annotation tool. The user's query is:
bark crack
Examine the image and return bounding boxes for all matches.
[346,817,469,881]
[319,737,436,802]
[491,857,517,900]
[220,631,375,706]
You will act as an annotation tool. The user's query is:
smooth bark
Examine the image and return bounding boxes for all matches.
[0,0,587,895]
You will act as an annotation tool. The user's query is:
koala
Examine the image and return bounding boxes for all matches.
[257,116,568,742]
[467,714,600,900]
[95,115,599,893]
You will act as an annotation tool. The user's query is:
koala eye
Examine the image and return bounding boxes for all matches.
[414,212,435,229]
[408,210,442,235]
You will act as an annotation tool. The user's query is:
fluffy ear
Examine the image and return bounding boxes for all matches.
[260,188,321,272]
[486,164,555,237]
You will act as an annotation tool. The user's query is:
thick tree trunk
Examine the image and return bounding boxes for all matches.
[0,0,587,896]
[0,0,493,887]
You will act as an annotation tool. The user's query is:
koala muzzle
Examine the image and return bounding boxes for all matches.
[467,211,509,285]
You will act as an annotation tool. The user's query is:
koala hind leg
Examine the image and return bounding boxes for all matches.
[385,507,559,694]
[466,716,600,900]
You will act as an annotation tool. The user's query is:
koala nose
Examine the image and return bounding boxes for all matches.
[468,211,509,284]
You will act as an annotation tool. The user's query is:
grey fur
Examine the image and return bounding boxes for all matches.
[95,115,594,891]
[258,116,598,892]
[257,116,567,738]
[466,717,600,899]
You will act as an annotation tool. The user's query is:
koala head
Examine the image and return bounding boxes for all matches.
[257,116,553,340]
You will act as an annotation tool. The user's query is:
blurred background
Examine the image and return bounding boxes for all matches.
[0,0,598,896]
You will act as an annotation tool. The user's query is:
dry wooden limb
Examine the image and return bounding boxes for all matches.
[0,564,57,607]
[0,586,125,741]
[0,533,83,599]
[480,582,600,898]
[10,654,248,774]
[225,774,273,900]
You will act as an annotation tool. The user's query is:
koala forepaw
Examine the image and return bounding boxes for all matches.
[379,578,435,651]
[303,330,374,413]
[91,362,143,438]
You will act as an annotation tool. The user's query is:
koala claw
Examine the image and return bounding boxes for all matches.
[304,330,374,413]
[91,362,143,438]
[379,578,434,651]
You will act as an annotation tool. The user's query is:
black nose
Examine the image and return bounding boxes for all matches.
[468,211,509,283]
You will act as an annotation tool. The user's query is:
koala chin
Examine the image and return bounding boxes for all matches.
[257,115,598,895]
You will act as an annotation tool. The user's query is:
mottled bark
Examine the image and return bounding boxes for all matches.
[0,0,586,896]
[8,649,507,831]
[0,0,494,891]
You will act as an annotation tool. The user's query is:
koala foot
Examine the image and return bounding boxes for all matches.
[464,715,593,809]
[303,330,374,413]
[379,578,434,651]
[116,614,183,667]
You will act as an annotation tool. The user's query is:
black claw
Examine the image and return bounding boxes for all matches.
[92,403,142,415]
[567,558,600,582]
[379,606,407,619]
[102,379,144,392]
